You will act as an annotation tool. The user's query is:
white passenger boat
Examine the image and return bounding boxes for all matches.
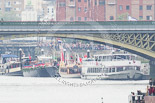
[81,53,144,80]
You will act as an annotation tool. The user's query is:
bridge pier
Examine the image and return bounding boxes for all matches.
[149,58,155,78]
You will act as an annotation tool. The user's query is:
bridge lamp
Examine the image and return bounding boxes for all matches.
[19,48,22,70]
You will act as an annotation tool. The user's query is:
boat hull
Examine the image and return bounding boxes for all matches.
[0,67,23,76]
[23,66,58,77]
[60,73,81,78]
[5,71,23,76]
[81,70,143,80]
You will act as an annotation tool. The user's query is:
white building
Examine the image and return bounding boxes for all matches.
[21,10,37,21]
[40,1,56,21]
[41,5,56,21]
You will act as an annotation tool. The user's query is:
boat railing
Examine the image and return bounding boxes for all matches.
[128,94,145,103]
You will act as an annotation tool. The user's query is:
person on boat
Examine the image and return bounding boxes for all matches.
[153,79,155,86]
[149,78,153,86]
[152,87,155,96]
[148,87,153,96]
[131,92,135,103]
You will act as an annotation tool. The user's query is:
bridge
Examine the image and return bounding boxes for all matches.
[0,21,155,78]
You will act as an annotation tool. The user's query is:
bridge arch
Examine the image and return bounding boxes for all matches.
[3,33,154,60]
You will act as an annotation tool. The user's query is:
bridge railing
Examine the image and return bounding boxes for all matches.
[0,21,155,26]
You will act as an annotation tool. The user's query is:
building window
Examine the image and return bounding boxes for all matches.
[126,5,130,10]
[84,7,87,12]
[78,0,81,2]
[0,8,1,10]
[78,17,81,21]
[84,0,87,2]
[70,17,74,21]
[110,16,114,20]
[48,8,49,13]
[139,5,143,10]
[5,8,11,12]
[139,16,143,20]
[99,0,105,5]
[78,7,81,12]
[147,5,152,10]
[119,5,123,10]
[146,16,152,20]
[59,2,66,7]
[84,17,87,21]
[52,8,54,13]
[8,2,11,6]
[95,0,97,5]
[5,1,11,7]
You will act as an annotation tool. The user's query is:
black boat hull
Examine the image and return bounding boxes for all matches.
[23,66,58,77]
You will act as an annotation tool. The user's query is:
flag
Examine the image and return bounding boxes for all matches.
[79,58,82,63]
[84,55,87,58]
[61,50,64,61]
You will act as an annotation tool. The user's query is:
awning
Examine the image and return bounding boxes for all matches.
[1,54,18,58]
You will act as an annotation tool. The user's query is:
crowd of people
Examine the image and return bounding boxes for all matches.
[129,78,155,103]
[37,39,114,51]
[148,78,155,96]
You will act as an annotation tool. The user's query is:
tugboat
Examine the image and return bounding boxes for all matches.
[58,49,82,78]
[59,60,82,78]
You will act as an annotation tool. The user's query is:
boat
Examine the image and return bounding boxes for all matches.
[81,53,144,80]
[0,54,23,76]
[59,60,82,78]
[22,55,58,77]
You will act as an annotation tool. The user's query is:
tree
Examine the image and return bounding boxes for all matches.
[117,12,129,21]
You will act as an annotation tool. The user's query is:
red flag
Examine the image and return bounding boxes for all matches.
[29,55,31,64]
[79,58,82,62]
[84,55,87,58]
[61,50,64,61]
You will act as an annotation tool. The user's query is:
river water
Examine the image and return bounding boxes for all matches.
[0,76,148,103]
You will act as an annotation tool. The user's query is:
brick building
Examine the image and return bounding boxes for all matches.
[56,0,155,21]
[0,0,24,21]
[56,0,66,21]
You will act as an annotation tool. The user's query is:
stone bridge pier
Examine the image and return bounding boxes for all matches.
[149,58,155,78]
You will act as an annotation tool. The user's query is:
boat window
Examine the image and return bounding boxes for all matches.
[125,66,135,70]
[87,68,90,73]
[99,56,102,61]
[136,67,140,71]
[131,56,135,60]
[99,68,102,73]
[112,68,115,72]
[95,57,98,61]
[61,68,67,72]
[109,68,111,73]
[90,68,92,73]
[117,67,123,72]
[104,68,108,73]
